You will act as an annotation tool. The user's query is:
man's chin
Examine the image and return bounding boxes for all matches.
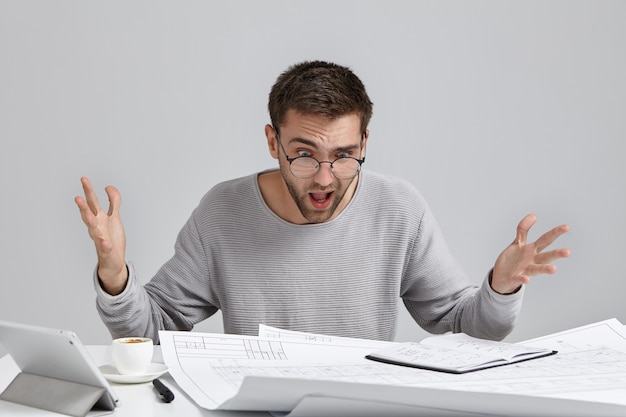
[299,206,336,224]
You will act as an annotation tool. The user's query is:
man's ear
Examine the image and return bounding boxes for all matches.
[265,124,279,159]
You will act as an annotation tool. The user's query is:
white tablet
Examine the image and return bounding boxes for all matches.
[0,320,119,413]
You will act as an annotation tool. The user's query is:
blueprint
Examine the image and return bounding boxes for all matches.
[159,319,626,416]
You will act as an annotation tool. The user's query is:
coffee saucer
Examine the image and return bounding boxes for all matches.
[99,363,169,384]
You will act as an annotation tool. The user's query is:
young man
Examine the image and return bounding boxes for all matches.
[76,61,570,343]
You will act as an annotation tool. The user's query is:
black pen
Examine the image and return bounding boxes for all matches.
[153,378,175,403]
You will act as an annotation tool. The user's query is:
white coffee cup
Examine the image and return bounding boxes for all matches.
[111,337,154,375]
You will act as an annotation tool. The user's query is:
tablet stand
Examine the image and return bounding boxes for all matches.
[0,372,106,417]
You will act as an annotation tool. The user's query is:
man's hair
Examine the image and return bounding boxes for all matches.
[268,61,373,136]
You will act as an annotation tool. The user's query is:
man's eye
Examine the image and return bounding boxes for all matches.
[297,151,312,157]
[337,152,350,158]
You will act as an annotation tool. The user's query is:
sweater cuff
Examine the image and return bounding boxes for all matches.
[93,262,136,303]
[483,270,525,304]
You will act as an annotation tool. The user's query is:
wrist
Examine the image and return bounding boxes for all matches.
[98,264,129,296]
[489,270,522,295]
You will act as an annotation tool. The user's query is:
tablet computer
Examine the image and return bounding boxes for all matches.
[0,320,119,414]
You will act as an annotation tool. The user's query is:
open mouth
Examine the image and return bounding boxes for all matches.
[309,191,333,209]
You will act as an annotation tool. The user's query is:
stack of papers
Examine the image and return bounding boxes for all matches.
[159,319,626,416]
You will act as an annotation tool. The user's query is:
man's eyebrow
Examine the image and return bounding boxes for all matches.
[287,137,318,147]
[287,137,361,153]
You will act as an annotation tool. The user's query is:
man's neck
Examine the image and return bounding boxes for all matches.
[257,170,359,225]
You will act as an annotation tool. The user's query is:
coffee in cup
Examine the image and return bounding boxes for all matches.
[111,337,153,375]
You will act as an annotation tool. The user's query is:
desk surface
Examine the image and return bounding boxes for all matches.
[0,347,270,417]
[3,329,626,417]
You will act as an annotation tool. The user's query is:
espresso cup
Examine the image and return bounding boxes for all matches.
[111,337,154,375]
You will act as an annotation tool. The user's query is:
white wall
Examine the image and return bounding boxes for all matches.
[1,0,624,346]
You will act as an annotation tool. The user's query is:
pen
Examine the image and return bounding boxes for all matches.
[153,378,175,403]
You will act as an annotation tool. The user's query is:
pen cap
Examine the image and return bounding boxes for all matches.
[154,379,175,402]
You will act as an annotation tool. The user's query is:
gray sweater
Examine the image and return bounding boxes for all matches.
[95,170,523,343]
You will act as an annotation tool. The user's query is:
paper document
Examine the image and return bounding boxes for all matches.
[159,319,626,416]
[159,326,391,410]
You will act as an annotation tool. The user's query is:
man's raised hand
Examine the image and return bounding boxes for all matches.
[75,177,128,295]
[491,214,570,295]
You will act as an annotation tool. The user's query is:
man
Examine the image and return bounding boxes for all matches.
[76,61,570,343]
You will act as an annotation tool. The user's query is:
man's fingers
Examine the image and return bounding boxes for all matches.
[514,213,537,245]
[80,177,104,216]
[105,185,122,217]
[535,224,570,253]
[525,263,558,277]
[78,177,122,218]
[534,247,571,265]
[75,195,96,227]
[509,274,531,288]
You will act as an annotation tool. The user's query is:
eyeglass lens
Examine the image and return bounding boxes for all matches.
[290,157,361,179]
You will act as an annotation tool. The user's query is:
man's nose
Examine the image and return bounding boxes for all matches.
[313,161,334,186]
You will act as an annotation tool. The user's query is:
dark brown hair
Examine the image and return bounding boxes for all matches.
[268,61,373,135]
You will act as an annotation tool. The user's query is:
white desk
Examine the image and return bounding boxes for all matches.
[0,347,271,417]
[3,332,626,417]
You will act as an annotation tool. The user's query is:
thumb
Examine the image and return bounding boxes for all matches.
[105,186,122,217]
[515,213,537,245]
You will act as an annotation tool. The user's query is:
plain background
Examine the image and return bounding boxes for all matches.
[1,1,624,349]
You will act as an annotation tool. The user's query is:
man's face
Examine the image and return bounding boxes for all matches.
[273,110,367,224]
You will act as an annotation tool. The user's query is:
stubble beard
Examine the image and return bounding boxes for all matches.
[279,164,353,224]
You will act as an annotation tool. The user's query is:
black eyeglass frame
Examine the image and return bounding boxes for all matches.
[274,128,366,180]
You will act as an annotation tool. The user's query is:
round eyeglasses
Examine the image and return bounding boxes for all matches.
[276,134,365,180]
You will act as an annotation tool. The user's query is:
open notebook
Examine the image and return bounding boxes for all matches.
[366,332,557,374]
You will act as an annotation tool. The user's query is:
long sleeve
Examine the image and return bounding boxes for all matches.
[400,203,523,340]
[94,171,524,343]
[95,212,219,343]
